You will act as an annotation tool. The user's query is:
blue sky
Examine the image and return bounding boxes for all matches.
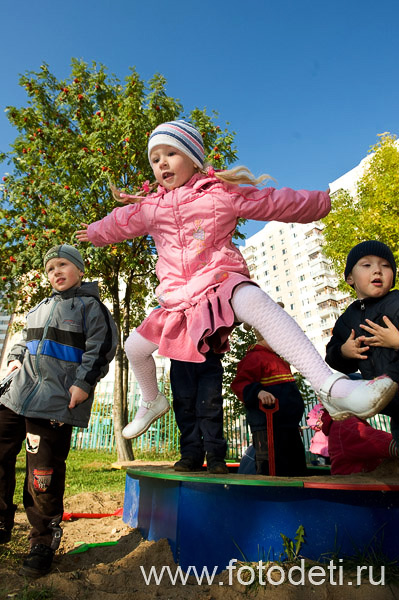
[1,0,398,238]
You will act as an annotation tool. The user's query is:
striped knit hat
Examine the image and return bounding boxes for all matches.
[147,120,205,169]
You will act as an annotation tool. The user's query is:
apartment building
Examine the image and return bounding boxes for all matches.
[236,144,392,358]
[239,219,351,359]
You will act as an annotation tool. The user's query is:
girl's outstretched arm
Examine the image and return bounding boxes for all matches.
[75,223,90,242]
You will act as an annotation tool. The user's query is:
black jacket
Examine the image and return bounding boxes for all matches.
[325,290,399,383]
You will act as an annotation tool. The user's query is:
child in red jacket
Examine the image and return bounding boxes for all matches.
[231,327,307,476]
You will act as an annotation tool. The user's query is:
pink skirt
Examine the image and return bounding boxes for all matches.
[136,274,257,362]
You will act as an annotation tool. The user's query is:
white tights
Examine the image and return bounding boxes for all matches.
[125,283,357,403]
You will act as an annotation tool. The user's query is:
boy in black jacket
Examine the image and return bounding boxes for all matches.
[325,240,399,440]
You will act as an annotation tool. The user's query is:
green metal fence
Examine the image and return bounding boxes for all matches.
[70,379,392,460]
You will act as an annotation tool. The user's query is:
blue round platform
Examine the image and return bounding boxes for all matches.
[122,466,399,573]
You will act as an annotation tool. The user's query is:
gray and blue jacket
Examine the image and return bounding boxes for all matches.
[1,281,117,427]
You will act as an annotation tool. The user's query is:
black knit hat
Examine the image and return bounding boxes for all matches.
[344,241,396,285]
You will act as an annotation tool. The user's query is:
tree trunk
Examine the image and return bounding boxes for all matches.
[113,343,134,462]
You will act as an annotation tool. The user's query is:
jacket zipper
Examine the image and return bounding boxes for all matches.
[360,299,375,371]
[21,298,58,413]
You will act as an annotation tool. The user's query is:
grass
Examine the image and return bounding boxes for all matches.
[12,448,128,501]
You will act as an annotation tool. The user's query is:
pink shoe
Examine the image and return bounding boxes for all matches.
[319,373,397,420]
[122,392,170,439]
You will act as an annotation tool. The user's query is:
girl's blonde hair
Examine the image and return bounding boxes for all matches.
[208,164,272,187]
[110,165,272,204]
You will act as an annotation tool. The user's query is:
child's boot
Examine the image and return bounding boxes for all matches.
[174,456,204,472]
[122,392,170,439]
[20,544,55,578]
[206,453,229,474]
[319,373,397,420]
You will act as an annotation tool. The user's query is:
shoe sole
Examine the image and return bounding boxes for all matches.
[207,469,230,474]
[19,565,52,578]
[174,466,203,472]
[123,405,170,439]
[325,381,398,421]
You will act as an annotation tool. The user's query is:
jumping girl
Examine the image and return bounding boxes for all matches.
[76,120,397,439]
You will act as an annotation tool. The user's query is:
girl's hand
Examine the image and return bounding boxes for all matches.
[258,390,276,406]
[75,223,89,242]
[341,329,369,359]
[359,316,399,351]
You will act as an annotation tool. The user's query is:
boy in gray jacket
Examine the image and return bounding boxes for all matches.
[0,244,117,577]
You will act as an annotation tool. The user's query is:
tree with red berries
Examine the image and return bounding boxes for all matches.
[0,59,237,461]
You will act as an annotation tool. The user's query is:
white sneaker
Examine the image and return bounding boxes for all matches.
[319,373,398,420]
[122,392,170,439]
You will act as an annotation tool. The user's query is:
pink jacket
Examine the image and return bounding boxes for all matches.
[306,403,329,457]
[87,173,330,310]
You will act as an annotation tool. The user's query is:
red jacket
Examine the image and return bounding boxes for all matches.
[321,412,398,475]
[231,344,295,402]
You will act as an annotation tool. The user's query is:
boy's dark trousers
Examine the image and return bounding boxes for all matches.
[0,405,72,546]
[170,350,227,464]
